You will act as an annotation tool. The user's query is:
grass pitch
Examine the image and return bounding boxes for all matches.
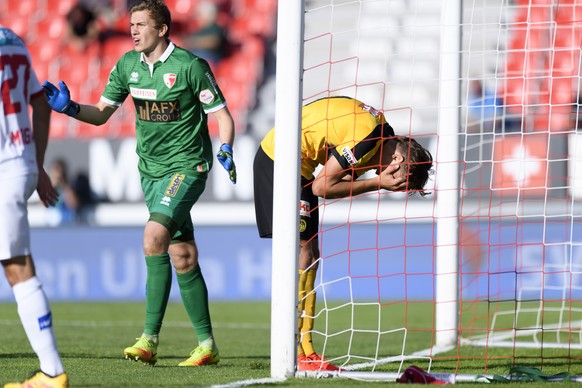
[1,301,581,387]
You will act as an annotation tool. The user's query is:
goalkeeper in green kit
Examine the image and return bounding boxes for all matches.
[42,0,236,367]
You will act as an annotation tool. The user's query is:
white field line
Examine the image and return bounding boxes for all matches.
[210,377,287,388]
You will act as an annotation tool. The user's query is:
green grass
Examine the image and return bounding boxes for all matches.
[1,301,581,387]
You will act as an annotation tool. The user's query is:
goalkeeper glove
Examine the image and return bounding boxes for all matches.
[216,143,237,184]
[42,80,80,117]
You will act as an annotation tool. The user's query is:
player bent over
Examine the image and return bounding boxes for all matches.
[253,96,433,371]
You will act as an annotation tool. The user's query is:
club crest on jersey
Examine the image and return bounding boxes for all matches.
[130,71,139,82]
[199,89,215,105]
[163,73,176,89]
[164,173,185,197]
[342,146,358,166]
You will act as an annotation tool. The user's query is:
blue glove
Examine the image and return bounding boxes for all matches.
[216,143,237,184]
[42,80,80,117]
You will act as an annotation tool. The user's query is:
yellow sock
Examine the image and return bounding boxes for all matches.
[297,269,308,357]
[300,269,317,356]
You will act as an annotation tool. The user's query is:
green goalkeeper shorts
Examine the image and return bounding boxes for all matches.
[141,171,207,242]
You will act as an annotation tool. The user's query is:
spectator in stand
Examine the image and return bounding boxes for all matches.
[64,2,101,52]
[46,158,96,225]
[466,79,521,133]
[183,1,228,66]
[466,79,504,133]
[46,158,78,225]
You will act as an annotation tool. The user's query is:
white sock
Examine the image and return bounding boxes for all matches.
[200,336,216,350]
[142,333,159,345]
[13,277,64,376]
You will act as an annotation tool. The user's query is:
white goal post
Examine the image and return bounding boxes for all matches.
[270,0,305,379]
[271,0,582,382]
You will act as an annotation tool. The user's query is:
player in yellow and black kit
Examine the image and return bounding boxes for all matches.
[253,96,433,371]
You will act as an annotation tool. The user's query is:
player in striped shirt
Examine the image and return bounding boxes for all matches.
[42,0,236,368]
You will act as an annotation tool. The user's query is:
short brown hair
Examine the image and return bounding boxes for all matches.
[394,136,433,197]
[130,0,172,38]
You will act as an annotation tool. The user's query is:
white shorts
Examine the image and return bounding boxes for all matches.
[0,171,37,260]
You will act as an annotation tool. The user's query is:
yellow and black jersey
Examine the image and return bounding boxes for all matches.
[260,96,395,179]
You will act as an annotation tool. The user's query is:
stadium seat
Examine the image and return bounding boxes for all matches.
[35,17,67,41]
[45,0,77,16]
[165,0,196,23]
[48,112,71,139]
[28,39,61,82]
[99,36,136,84]
[28,39,61,64]
[499,0,549,125]
[6,0,39,17]
[57,43,101,101]
[230,0,276,38]
[2,15,30,40]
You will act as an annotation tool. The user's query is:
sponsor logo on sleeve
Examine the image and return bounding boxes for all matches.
[299,200,311,217]
[199,89,215,105]
[342,146,358,166]
[359,103,380,117]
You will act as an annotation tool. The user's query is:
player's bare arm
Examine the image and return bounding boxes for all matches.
[30,94,58,207]
[213,106,237,184]
[75,100,118,126]
[30,93,51,167]
[312,156,405,198]
[42,80,119,125]
[212,106,235,146]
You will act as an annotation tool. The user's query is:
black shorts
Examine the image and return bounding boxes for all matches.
[253,146,319,241]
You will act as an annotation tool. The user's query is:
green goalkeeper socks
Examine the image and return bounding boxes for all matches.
[177,264,213,342]
[144,254,172,335]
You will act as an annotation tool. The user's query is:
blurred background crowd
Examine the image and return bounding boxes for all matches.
[0,0,278,225]
[0,0,277,139]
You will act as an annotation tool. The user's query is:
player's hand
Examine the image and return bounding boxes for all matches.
[42,80,80,117]
[36,168,59,208]
[216,143,237,184]
[379,164,407,191]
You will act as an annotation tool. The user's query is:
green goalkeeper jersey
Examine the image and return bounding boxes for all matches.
[101,42,226,179]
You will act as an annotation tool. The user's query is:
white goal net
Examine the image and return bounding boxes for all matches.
[275,0,582,382]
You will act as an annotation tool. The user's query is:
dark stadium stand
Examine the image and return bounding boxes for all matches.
[0,0,276,138]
